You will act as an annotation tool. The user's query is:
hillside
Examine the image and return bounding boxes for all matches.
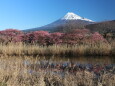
[86,20,115,33]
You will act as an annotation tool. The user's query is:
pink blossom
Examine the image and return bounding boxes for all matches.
[91,32,106,42]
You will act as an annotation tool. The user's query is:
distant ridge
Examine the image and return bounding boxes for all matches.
[86,20,115,33]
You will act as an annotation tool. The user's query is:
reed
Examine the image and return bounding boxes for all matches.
[0,42,114,56]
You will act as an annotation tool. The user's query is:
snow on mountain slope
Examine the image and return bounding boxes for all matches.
[61,12,94,22]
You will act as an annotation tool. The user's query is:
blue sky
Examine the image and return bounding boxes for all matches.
[0,0,115,30]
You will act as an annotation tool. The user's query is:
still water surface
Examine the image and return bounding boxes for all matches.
[37,56,115,64]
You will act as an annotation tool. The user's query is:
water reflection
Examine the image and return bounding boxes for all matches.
[38,56,115,64]
[0,56,115,80]
[23,56,115,79]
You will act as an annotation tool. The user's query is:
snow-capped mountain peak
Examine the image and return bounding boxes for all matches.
[61,12,94,22]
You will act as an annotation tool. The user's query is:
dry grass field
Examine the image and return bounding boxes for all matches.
[0,41,114,57]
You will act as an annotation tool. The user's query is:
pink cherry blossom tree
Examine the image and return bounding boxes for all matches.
[0,29,23,44]
[90,32,107,43]
[48,32,64,45]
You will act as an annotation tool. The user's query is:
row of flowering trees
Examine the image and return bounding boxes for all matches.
[0,29,106,45]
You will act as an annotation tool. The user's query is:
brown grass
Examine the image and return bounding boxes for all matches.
[0,42,114,57]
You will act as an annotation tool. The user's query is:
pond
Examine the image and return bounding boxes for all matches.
[21,56,115,76]
[39,56,115,64]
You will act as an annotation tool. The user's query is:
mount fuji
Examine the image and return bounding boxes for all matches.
[24,12,95,32]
